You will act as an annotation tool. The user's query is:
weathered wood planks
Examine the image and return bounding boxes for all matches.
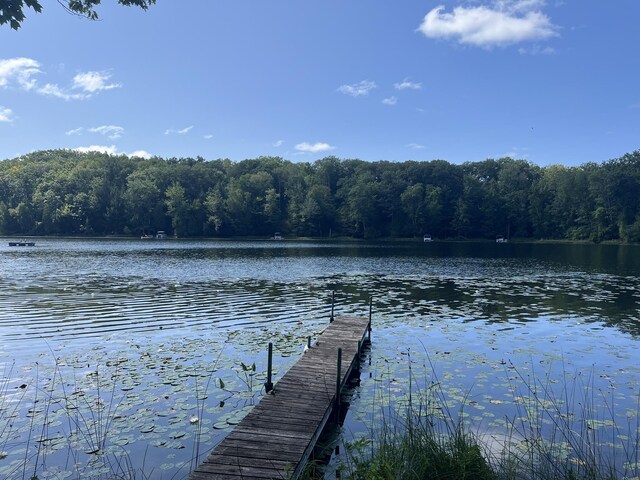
[189,315,371,480]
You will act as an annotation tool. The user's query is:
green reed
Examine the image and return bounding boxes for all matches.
[340,352,640,480]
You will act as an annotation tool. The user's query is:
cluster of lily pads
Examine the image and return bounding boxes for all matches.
[0,321,323,480]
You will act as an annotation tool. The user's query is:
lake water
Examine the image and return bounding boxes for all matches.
[1,239,639,479]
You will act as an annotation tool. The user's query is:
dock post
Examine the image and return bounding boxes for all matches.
[265,342,274,393]
[330,291,335,322]
[368,295,373,341]
[336,347,342,408]
[307,336,312,349]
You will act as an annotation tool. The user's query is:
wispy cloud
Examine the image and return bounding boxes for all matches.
[203,134,213,139]
[0,106,14,122]
[72,71,121,93]
[65,127,83,136]
[394,79,422,90]
[418,1,558,48]
[0,57,120,100]
[37,83,88,100]
[273,140,284,147]
[89,125,124,139]
[337,80,377,97]
[165,125,194,135]
[382,96,398,106]
[295,142,335,154]
[518,44,556,55]
[406,143,425,150]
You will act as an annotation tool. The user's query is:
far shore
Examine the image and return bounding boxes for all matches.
[2,234,636,245]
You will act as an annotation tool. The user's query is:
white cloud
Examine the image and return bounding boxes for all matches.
[273,140,283,147]
[37,83,88,100]
[406,143,425,150]
[0,58,120,100]
[204,134,213,139]
[394,79,422,90]
[89,125,124,139]
[73,145,152,158]
[295,142,336,154]
[0,57,40,90]
[418,1,558,48]
[165,125,194,135]
[74,145,118,155]
[0,106,14,122]
[72,71,121,93]
[128,150,152,159]
[66,127,83,136]
[382,96,398,106]
[337,80,377,97]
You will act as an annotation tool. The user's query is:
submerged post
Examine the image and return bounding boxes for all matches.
[265,342,274,393]
[330,291,335,322]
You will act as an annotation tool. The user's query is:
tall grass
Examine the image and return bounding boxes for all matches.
[341,353,640,480]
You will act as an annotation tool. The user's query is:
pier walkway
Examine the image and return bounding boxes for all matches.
[189,315,371,480]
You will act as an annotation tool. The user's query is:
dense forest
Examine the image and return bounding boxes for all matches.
[1,149,640,242]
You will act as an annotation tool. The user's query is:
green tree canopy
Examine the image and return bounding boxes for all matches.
[0,0,155,30]
[2,148,640,242]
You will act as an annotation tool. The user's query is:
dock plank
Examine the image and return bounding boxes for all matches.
[189,316,370,479]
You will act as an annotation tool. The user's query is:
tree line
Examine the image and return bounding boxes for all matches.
[1,149,640,242]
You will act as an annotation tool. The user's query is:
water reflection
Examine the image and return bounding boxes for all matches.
[1,239,639,344]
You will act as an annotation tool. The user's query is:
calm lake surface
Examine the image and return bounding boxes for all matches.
[1,239,639,479]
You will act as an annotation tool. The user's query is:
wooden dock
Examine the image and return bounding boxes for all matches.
[190,315,371,480]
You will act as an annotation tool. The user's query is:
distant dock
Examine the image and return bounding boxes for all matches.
[190,314,371,480]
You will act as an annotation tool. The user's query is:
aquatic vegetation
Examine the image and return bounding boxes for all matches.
[338,348,640,480]
[0,338,278,480]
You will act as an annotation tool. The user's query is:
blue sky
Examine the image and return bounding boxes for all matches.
[1,0,638,166]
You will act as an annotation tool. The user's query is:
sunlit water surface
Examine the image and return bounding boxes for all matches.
[1,239,639,479]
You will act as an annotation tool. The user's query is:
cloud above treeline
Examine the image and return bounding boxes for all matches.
[0,57,121,100]
[295,142,335,154]
[73,145,152,159]
[418,0,558,48]
[66,125,125,140]
[164,126,193,135]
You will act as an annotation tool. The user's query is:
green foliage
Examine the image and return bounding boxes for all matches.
[1,149,640,241]
[0,0,155,30]
[346,428,495,480]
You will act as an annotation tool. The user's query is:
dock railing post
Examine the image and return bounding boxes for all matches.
[265,342,274,393]
[368,295,373,342]
[336,347,342,408]
[330,291,335,323]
